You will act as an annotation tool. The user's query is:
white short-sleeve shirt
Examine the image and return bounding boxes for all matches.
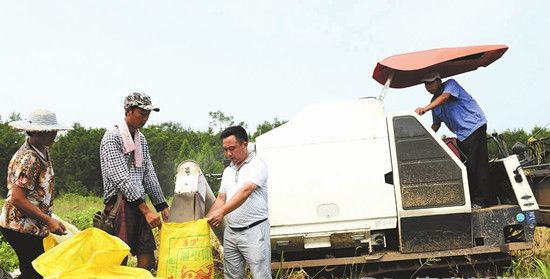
[219,153,268,227]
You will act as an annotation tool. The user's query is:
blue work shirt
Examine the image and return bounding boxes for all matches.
[431,79,487,141]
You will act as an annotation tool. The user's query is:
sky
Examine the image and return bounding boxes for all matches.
[1,1,549,137]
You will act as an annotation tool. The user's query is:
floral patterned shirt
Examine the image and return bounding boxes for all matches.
[0,140,55,236]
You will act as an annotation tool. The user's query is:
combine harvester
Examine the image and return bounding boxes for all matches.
[174,45,542,277]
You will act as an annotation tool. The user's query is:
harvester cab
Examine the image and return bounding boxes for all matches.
[370,44,540,253]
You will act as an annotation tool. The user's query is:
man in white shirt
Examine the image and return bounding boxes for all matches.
[207,126,271,279]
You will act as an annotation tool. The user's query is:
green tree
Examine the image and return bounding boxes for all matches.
[49,123,106,195]
[208,110,235,133]
[488,128,529,159]
[208,110,247,133]
[195,143,224,191]
[0,115,25,197]
[487,126,550,159]
[176,139,194,164]
[251,118,287,141]
[142,122,191,195]
[174,133,225,192]
[530,125,550,139]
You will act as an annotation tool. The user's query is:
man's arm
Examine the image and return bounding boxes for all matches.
[11,187,66,235]
[207,182,258,227]
[206,192,227,227]
[141,136,169,220]
[208,192,227,213]
[222,182,257,214]
[137,202,163,229]
[415,92,451,116]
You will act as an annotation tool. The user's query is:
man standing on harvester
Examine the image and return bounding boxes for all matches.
[415,73,492,208]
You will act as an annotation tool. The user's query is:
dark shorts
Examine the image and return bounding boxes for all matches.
[104,198,156,256]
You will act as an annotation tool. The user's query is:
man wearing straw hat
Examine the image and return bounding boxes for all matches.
[99,92,169,271]
[415,73,492,208]
[0,109,69,279]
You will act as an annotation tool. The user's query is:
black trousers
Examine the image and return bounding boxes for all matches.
[0,227,44,279]
[458,124,492,207]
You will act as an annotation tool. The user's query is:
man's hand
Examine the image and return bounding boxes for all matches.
[47,218,67,235]
[417,92,450,116]
[138,202,162,228]
[206,193,226,228]
[160,207,170,222]
[144,211,162,229]
[415,107,426,116]
[207,208,225,227]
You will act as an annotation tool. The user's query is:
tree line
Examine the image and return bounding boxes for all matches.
[0,111,548,198]
[0,111,286,198]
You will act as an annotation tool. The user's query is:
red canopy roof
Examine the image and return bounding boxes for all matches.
[372,44,508,88]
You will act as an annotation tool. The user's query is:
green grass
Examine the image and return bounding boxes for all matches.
[52,193,104,230]
[0,199,18,272]
[0,234,18,272]
[506,227,550,279]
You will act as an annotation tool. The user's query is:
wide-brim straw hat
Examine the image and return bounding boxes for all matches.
[9,109,70,132]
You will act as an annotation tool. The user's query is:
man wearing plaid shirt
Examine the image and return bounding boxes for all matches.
[100,92,170,270]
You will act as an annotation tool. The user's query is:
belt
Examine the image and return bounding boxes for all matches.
[229,218,268,232]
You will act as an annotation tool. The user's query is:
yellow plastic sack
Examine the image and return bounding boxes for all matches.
[43,214,81,251]
[42,234,57,251]
[38,264,155,279]
[157,218,214,279]
[33,227,153,279]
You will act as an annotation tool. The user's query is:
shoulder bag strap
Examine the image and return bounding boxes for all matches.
[108,192,123,220]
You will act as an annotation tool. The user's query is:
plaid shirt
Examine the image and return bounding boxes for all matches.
[100,128,167,211]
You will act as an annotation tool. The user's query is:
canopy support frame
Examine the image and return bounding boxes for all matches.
[377,72,393,101]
